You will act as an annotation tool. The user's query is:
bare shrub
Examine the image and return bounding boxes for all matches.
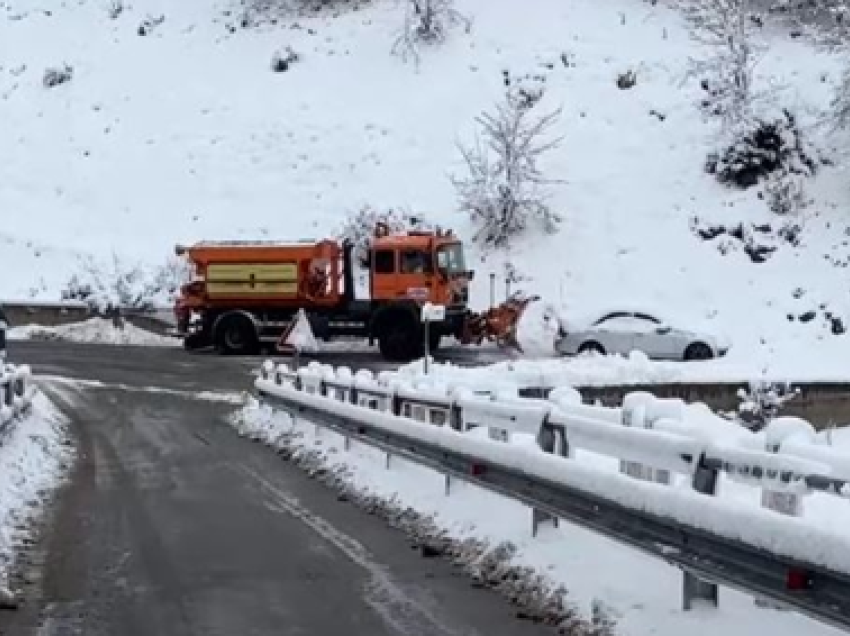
[391,0,471,65]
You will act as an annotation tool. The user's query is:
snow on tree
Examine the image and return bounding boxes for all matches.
[679,0,765,130]
[452,79,562,250]
[63,254,191,313]
[391,0,471,65]
[334,206,432,267]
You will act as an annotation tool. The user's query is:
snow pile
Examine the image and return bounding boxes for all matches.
[3,0,850,375]
[395,350,846,387]
[234,398,845,636]
[0,393,73,588]
[8,318,178,347]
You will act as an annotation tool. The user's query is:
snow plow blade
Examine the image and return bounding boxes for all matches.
[461,292,540,353]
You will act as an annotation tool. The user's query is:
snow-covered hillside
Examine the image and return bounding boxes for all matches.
[3,0,850,373]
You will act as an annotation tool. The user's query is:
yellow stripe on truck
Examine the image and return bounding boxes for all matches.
[206,263,299,297]
[207,263,298,282]
[206,282,299,296]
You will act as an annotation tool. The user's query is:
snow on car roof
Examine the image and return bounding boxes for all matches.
[552,304,673,330]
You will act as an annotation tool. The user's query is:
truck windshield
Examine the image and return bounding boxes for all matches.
[436,243,466,274]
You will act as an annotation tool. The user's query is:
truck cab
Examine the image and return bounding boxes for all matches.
[364,226,473,360]
[368,227,472,309]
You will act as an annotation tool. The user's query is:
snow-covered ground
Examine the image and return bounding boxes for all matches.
[8,318,178,347]
[234,398,847,636]
[0,392,72,589]
[3,0,850,376]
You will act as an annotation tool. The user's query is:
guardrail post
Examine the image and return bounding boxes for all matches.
[621,393,673,484]
[13,375,25,400]
[532,419,563,537]
[754,417,815,609]
[683,456,719,610]
[3,378,12,409]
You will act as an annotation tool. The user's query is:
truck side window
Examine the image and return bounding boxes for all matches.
[401,250,433,274]
[374,250,395,274]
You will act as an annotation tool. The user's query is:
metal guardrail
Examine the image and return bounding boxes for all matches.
[257,362,850,632]
[0,364,34,433]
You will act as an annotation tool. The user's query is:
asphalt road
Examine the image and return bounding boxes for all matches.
[0,341,550,636]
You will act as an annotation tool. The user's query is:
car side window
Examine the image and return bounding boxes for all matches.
[634,313,660,324]
[374,250,396,274]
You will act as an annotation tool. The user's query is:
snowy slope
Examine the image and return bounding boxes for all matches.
[3,0,850,373]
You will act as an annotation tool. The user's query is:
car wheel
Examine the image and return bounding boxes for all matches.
[684,342,714,361]
[578,341,606,356]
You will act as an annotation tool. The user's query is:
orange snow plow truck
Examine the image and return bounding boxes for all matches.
[173,224,537,361]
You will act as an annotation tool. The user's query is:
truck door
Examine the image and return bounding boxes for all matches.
[398,249,434,302]
[370,249,397,301]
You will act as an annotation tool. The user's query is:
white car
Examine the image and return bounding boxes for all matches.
[554,310,729,361]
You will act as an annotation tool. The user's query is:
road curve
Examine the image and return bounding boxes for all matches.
[0,342,552,636]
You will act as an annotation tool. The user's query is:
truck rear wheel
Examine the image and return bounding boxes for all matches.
[378,318,421,362]
[215,313,260,356]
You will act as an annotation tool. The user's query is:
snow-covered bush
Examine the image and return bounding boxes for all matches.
[137,14,165,36]
[62,254,191,313]
[680,0,764,129]
[734,380,800,431]
[502,69,547,109]
[334,206,432,267]
[42,64,73,89]
[107,0,124,20]
[762,171,809,215]
[239,0,369,26]
[391,0,471,65]
[453,88,562,250]
[271,46,300,72]
[705,110,818,190]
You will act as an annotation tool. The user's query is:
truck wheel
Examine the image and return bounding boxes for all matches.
[215,314,259,356]
[378,319,421,362]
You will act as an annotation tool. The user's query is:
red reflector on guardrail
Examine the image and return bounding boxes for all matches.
[786,569,813,591]
[470,463,486,476]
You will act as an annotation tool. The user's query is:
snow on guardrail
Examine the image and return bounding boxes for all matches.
[0,364,34,430]
[255,366,850,573]
[257,360,850,536]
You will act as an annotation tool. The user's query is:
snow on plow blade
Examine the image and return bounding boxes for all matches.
[461,292,540,353]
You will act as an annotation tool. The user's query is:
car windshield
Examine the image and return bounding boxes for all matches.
[436,242,466,274]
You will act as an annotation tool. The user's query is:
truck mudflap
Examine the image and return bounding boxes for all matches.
[460,292,540,353]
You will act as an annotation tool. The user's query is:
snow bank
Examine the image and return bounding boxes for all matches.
[8,318,178,347]
[397,350,850,386]
[236,398,844,636]
[0,392,72,587]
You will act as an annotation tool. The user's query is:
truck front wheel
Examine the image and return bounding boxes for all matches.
[215,313,260,356]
